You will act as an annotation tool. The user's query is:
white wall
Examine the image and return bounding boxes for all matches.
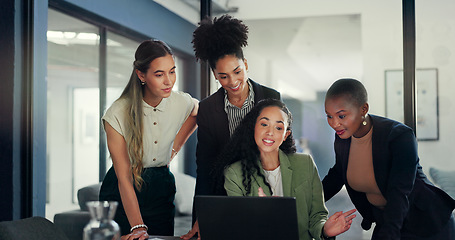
[230,0,402,111]
[414,0,455,171]
[155,0,455,172]
[228,0,455,172]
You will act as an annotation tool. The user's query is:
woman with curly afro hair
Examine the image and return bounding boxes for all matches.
[182,15,280,240]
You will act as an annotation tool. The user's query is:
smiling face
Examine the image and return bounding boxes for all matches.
[136,54,176,107]
[325,95,368,139]
[212,54,249,99]
[254,106,291,156]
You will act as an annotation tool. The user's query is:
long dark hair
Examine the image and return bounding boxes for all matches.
[118,39,173,191]
[212,99,296,195]
[192,14,248,69]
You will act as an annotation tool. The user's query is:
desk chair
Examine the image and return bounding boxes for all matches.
[0,216,69,240]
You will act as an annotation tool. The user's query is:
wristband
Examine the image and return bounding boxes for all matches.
[130,224,148,233]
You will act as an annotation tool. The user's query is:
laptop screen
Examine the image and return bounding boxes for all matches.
[195,195,299,240]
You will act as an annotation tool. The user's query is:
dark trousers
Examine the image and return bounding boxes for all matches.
[372,207,455,240]
[99,166,176,236]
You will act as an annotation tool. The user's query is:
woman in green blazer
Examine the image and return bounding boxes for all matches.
[214,99,356,240]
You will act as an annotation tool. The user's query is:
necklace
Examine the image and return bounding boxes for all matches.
[228,87,249,106]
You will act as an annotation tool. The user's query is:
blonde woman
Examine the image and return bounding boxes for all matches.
[100,40,198,240]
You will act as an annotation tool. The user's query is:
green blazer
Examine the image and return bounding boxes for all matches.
[224,150,330,240]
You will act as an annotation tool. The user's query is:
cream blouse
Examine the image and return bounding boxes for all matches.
[102,91,194,167]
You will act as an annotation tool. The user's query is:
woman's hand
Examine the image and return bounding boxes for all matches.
[181,220,201,240]
[258,187,267,197]
[323,209,357,237]
[121,229,149,240]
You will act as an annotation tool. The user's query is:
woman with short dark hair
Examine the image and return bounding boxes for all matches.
[323,78,455,239]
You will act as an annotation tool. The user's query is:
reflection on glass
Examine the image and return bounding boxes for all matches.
[47,8,100,219]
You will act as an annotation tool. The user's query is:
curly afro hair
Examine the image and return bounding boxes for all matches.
[192,14,249,69]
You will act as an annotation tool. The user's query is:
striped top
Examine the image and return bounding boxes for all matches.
[224,80,255,136]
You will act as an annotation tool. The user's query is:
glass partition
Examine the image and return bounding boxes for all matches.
[47,8,100,218]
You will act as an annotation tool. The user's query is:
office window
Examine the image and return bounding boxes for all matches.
[47,8,100,218]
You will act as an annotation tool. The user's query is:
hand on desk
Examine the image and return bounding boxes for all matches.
[121,229,149,240]
[323,209,357,237]
[180,220,201,240]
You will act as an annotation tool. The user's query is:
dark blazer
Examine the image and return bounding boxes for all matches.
[194,79,281,199]
[322,114,455,239]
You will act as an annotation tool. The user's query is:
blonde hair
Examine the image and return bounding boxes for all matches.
[116,39,173,191]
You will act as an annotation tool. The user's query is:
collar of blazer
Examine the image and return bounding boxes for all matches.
[253,150,293,196]
[213,78,263,113]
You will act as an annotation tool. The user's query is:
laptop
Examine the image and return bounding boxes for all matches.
[195,195,299,240]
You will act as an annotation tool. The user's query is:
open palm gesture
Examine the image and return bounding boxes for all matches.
[323,209,357,237]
